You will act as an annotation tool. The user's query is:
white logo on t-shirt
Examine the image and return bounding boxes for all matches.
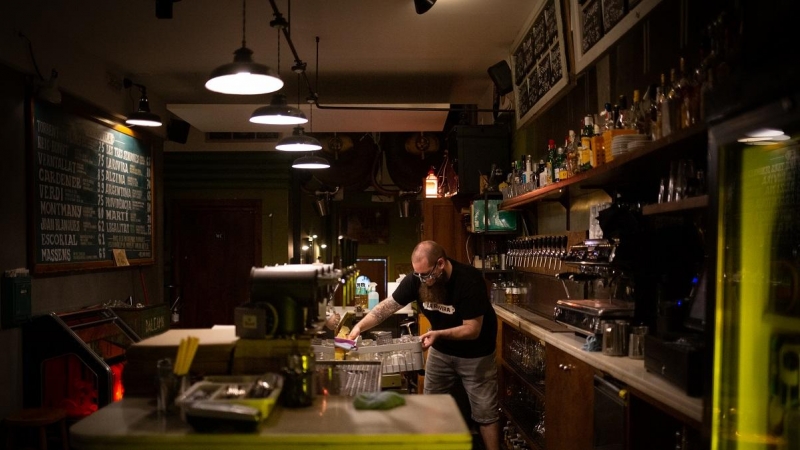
[422,302,455,315]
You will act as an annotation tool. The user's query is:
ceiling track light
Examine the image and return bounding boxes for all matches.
[205,0,283,95]
[123,78,162,127]
[275,126,322,151]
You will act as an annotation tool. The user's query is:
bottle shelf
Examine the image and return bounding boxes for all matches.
[501,123,708,210]
[641,195,709,215]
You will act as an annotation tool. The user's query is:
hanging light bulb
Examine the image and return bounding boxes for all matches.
[205,0,283,95]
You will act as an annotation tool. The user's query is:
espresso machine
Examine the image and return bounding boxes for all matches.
[553,238,635,336]
[241,264,342,338]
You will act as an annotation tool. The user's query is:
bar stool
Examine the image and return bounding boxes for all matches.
[4,407,68,450]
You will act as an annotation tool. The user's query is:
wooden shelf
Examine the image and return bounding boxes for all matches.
[501,360,546,400]
[641,195,709,215]
[500,124,708,211]
[499,403,545,450]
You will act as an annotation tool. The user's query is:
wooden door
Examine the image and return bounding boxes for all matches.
[173,200,262,328]
[421,198,469,264]
[545,345,596,450]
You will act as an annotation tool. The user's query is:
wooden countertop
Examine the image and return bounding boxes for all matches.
[495,305,703,424]
[70,395,471,450]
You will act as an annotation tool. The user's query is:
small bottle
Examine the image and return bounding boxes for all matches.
[368,283,380,310]
[537,159,548,188]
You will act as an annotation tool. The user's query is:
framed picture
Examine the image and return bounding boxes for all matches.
[511,0,570,128]
[570,0,662,74]
[341,207,390,245]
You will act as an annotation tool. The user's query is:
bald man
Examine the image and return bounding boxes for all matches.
[349,240,499,450]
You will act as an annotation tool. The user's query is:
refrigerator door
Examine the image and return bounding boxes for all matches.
[710,93,800,449]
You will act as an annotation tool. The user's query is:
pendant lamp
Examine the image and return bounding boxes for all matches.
[292,154,330,169]
[205,0,283,95]
[250,92,308,124]
[124,78,162,127]
[414,0,436,14]
[250,34,307,124]
[275,126,322,151]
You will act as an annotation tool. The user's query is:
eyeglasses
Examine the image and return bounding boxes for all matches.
[413,259,441,282]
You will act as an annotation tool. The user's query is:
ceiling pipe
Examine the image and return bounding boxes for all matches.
[266,0,504,114]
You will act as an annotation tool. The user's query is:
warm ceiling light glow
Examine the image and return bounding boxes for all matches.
[276,126,322,151]
[745,128,784,138]
[205,49,283,95]
[250,93,308,124]
[291,155,330,169]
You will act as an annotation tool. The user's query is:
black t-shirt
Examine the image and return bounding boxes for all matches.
[392,258,497,358]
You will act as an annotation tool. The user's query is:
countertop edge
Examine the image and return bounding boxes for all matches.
[494,305,703,423]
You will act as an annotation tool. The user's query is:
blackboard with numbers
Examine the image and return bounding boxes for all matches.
[29,99,155,274]
[512,0,570,128]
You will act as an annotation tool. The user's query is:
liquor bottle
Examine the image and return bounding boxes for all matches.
[580,116,594,170]
[658,73,671,138]
[537,159,548,188]
[651,80,664,140]
[677,57,695,129]
[631,89,648,135]
[554,146,565,182]
[699,68,713,122]
[603,103,615,131]
[523,155,534,189]
[565,130,578,175]
[545,139,556,185]
[662,68,681,137]
[616,95,629,129]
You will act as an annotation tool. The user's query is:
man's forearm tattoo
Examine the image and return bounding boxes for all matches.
[369,298,402,323]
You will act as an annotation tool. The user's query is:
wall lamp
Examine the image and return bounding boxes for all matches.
[123,78,162,127]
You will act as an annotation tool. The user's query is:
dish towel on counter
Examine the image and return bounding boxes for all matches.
[353,391,406,410]
[582,334,601,352]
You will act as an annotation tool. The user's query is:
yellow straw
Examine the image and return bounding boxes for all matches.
[183,336,199,376]
[174,337,187,375]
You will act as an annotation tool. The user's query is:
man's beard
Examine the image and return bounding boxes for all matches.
[419,272,449,304]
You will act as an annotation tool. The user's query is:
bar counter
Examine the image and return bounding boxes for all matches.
[70,394,471,450]
[495,304,703,423]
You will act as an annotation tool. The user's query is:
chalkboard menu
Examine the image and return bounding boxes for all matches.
[601,0,626,33]
[512,0,570,128]
[571,0,662,74]
[29,99,154,274]
[581,0,603,54]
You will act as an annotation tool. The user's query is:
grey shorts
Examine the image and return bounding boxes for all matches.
[423,347,499,424]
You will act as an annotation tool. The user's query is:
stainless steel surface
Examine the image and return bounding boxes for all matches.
[315,361,382,396]
[554,299,634,336]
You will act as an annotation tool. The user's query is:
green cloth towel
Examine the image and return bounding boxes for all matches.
[352,391,406,410]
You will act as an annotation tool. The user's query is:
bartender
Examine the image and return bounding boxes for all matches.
[348,240,499,450]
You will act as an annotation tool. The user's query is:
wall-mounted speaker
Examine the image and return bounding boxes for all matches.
[487,61,513,96]
[167,119,190,144]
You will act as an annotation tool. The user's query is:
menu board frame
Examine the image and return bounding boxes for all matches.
[571,0,662,74]
[511,0,570,129]
[27,97,156,275]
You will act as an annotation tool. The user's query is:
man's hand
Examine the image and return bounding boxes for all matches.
[347,324,361,340]
[420,329,438,349]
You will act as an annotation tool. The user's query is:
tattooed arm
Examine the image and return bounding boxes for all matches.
[347,298,404,339]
